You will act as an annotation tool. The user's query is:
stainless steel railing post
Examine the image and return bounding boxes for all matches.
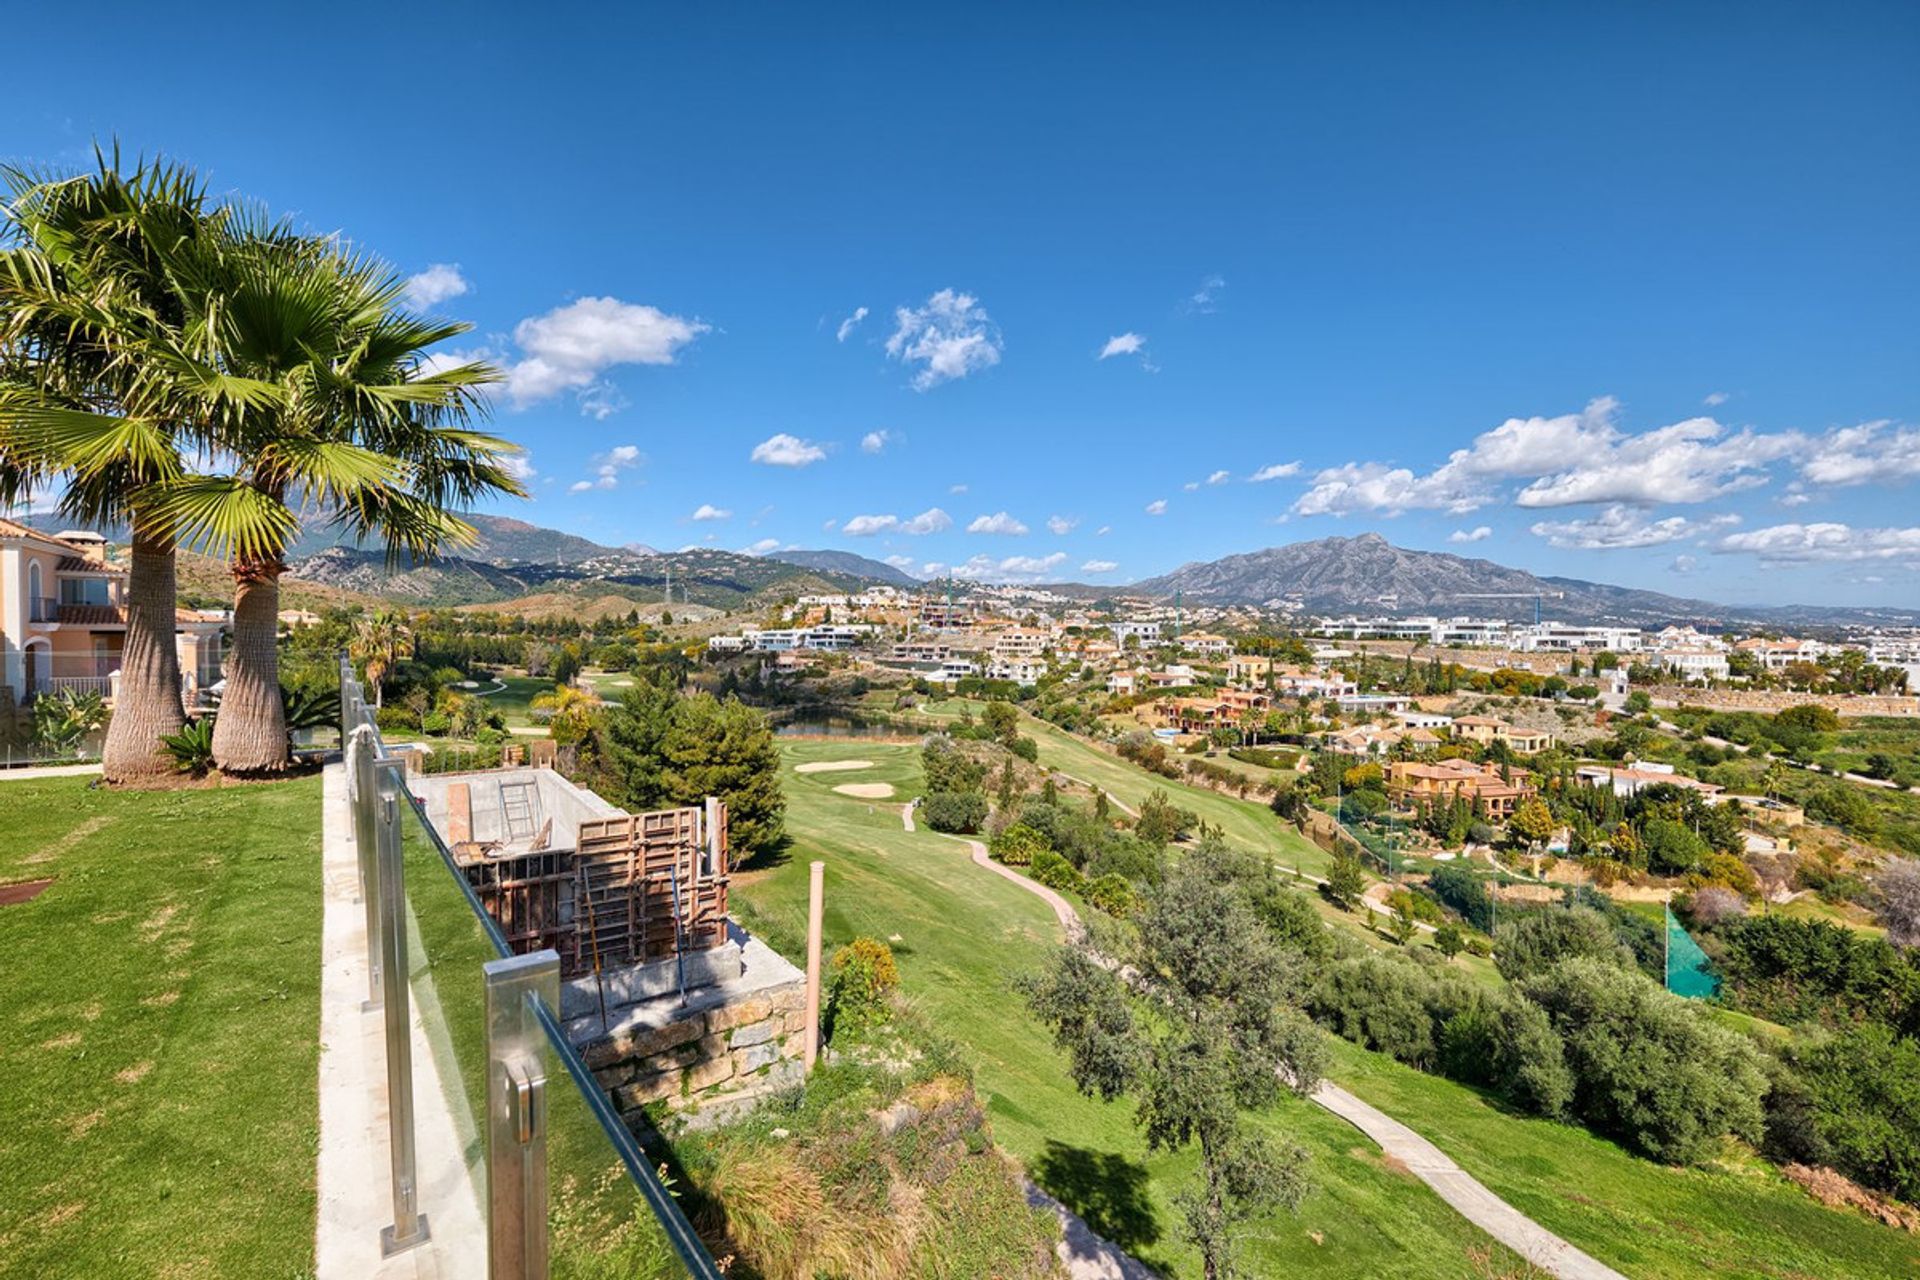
[374,757,430,1256]
[484,950,559,1280]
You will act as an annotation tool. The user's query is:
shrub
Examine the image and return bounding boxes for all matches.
[827,937,899,1032]
[1029,849,1084,894]
[989,823,1048,867]
[1434,921,1465,960]
[1252,880,1332,962]
[1086,873,1137,917]
[1771,1024,1920,1204]
[1806,783,1877,835]
[1427,865,1494,933]
[161,718,216,777]
[422,711,451,736]
[1684,885,1749,929]
[1494,907,1632,981]
[1436,989,1574,1119]
[1009,735,1039,763]
[376,704,421,732]
[1518,957,1768,1165]
[1310,954,1438,1067]
[1715,914,1920,1038]
[921,790,989,834]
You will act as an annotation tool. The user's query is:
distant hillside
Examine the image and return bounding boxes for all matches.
[284,542,899,612]
[1124,533,1906,628]
[769,548,918,587]
[286,512,620,566]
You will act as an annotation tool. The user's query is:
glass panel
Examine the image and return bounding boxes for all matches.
[537,1001,712,1280]
[395,791,504,1259]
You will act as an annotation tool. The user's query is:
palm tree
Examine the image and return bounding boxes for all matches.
[166,237,521,772]
[350,609,414,708]
[0,153,265,782]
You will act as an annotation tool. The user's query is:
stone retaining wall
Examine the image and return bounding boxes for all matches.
[582,976,808,1124]
[1645,686,1919,717]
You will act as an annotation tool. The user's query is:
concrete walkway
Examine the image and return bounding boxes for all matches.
[0,761,101,781]
[1311,1084,1624,1280]
[1024,1179,1159,1280]
[940,818,1623,1280]
[314,763,485,1280]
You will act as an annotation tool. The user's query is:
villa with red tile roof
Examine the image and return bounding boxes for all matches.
[0,519,226,710]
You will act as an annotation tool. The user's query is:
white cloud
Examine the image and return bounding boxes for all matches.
[506,297,709,410]
[1717,523,1920,565]
[1098,332,1146,360]
[1144,499,1167,516]
[1294,398,1802,516]
[1704,391,1731,407]
[1248,462,1300,483]
[1514,419,1800,508]
[967,511,1029,536]
[403,263,470,310]
[949,483,969,494]
[1205,470,1230,486]
[949,552,1069,583]
[842,507,951,537]
[501,453,537,482]
[690,503,730,522]
[860,429,893,454]
[750,433,827,467]
[1181,273,1225,315]
[1449,526,1492,544]
[743,537,781,555]
[835,306,869,343]
[1528,504,1739,550]
[1081,559,1119,574]
[1184,481,1200,492]
[1671,555,1698,574]
[899,508,952,535]
[1046,515,1079,536]
[571,444,643,492]
[885,289,1002,390]
[883,554,916,570]
[1801,422,1920,488]
[1096,525,1112,535]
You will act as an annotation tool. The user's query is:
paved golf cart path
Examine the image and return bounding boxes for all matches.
[936,828,1625,1280]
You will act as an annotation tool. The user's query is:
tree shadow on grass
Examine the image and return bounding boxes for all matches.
[1032,1140,1161,1253]
[733,832,793,874]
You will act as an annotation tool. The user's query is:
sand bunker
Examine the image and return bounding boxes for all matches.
[794,759,875,774]
[833,783,895,799]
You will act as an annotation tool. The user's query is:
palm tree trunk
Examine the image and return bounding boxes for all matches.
[211,558,288,774]
[102,531,188,784]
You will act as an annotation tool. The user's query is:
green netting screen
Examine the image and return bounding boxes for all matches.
[1664,906,1719,999]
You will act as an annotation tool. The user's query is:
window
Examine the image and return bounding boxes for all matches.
[59,577,112,607]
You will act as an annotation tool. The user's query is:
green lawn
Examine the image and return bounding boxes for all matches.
[751,733,1920,1279]
[735,741,1534,1278]
[0,775,325,1280]
[1328,1038,1920,1279]
[474,671,560,726]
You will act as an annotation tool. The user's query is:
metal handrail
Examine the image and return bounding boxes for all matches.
[339,651,721,1279]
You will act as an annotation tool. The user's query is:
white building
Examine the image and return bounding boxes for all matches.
[987,658,1046,685]
[1656,648,1730,682]
[1111,620,1162,645]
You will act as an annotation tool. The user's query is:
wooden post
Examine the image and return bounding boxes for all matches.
[804,860,824,1071]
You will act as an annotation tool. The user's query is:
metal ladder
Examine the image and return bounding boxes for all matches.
[499,779,539,841]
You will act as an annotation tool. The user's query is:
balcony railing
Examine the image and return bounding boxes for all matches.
[336,656,722,1279]
[28,597,58,623]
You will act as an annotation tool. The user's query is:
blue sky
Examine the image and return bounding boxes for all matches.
[8,2,1918,606]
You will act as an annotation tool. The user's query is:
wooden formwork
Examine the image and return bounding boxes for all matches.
[575,802,730,965]
[460,849,579,968]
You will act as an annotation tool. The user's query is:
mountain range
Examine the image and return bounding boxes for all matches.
[1122,533,1910,628]
[43,511,1905,628]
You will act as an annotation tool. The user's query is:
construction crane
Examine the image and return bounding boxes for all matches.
[1449,590,1565,626]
